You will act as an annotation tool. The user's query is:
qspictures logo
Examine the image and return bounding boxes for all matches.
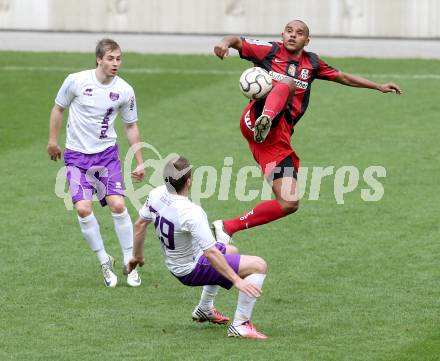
[54,142,386,210]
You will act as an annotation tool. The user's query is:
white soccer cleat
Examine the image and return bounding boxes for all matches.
[227,321,268,340]
[253,115,272,143]
[101,255,118,288]
[211,220,232,244]
[124,266,142,287]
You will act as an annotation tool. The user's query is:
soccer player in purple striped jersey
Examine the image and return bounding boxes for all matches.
[129,156,269,339]
[47,39,144,288]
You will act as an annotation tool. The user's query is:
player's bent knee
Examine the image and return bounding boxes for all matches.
[75,204,92,218]
[246,256,267,274]
[238,255,267,277]
[109,201,126,214]
[254,256,267,274]
[280,200,299,215]
[286,200,299,214]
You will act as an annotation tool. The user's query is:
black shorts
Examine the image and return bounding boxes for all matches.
[271,154,298,180]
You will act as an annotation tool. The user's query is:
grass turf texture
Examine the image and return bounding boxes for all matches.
[0,52,439,361]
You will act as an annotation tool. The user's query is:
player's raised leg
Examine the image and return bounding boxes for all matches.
[213,157,299,241]
[106,195,141,287]
[254,78,295,143]
[75,199,117,288]
[228,254,268,339]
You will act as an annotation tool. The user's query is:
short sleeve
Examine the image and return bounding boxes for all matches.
[139,197,152,221]
[121,87,138,123]
[55,74,76,108]
[240,37,274,63]
[183,206,216,251]
[317,58,339,80]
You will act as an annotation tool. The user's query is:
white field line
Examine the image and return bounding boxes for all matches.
[1,65,440,79]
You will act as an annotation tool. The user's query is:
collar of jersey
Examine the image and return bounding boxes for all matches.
[91,69,118,88]
[166,190,188,200]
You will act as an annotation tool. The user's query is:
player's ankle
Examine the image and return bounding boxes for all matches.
[262,109,276,119]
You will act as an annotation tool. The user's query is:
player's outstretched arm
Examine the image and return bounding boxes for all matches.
[128,217,150,272]
[124,122,145,182]
[47,104,64,161]
[203,246,262,298]
[214,35,243,59]
[333,72,402,94]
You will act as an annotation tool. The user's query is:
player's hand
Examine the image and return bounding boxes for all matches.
[127,256,144,273]
[47,142,62,161]
[234,278,262,298]
[131,164,145,182]
[214,41,230,60]
[378,83,402,95]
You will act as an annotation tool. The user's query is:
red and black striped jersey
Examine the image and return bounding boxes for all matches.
[239,37,339,126]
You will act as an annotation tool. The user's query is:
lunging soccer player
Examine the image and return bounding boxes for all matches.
[212,20,402,243]
[129,156,268,339]
[47,39,144,288]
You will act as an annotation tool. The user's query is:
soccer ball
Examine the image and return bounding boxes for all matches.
[239,67,273,100]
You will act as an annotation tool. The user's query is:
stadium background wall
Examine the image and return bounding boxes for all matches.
[0,0,439,38]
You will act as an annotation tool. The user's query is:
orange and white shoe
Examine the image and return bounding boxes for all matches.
[192,307,230,325]
[227,321,268,339]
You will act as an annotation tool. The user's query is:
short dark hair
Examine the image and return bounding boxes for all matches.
[285,19,310,37]
[95,38,120,66]
[163,156,192,193]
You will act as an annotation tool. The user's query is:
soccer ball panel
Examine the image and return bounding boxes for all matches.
[239,67,273,100]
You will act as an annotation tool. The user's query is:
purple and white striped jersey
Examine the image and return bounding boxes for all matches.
[139,185,217,277]
[55,69,137,154]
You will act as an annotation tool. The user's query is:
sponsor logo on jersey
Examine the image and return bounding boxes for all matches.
[300,69,310,80]
[109,92,120,101]
[287,64,297,77]
[129,96,135,111]
[269,71,309,90]
[294,79,309,90]
[83,88,93,96]
[99,107,114,139]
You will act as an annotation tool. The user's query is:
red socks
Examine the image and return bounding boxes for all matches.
[262,82,291,119]
[223,200,285,236]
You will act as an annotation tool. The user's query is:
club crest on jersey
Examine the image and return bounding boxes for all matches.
[83,88,93,96]
[109,92,120,101]
[300,69,310,80]
[287,64,297,77]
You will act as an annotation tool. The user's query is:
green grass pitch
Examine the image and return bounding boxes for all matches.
[0,51,439,360]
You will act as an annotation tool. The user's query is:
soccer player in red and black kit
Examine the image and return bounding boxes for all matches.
[211,19,402,243]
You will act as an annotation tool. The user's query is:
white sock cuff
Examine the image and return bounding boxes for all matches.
[77,212,96,224]
[245,273,266,288]
[111,208,129,219]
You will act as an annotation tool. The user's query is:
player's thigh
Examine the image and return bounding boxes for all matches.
[75,199,93,218]
[272,176,299,214]
[272,176,298,202]
[238,255,267,278]
[225,244,239,254]
[105,194,126,214]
